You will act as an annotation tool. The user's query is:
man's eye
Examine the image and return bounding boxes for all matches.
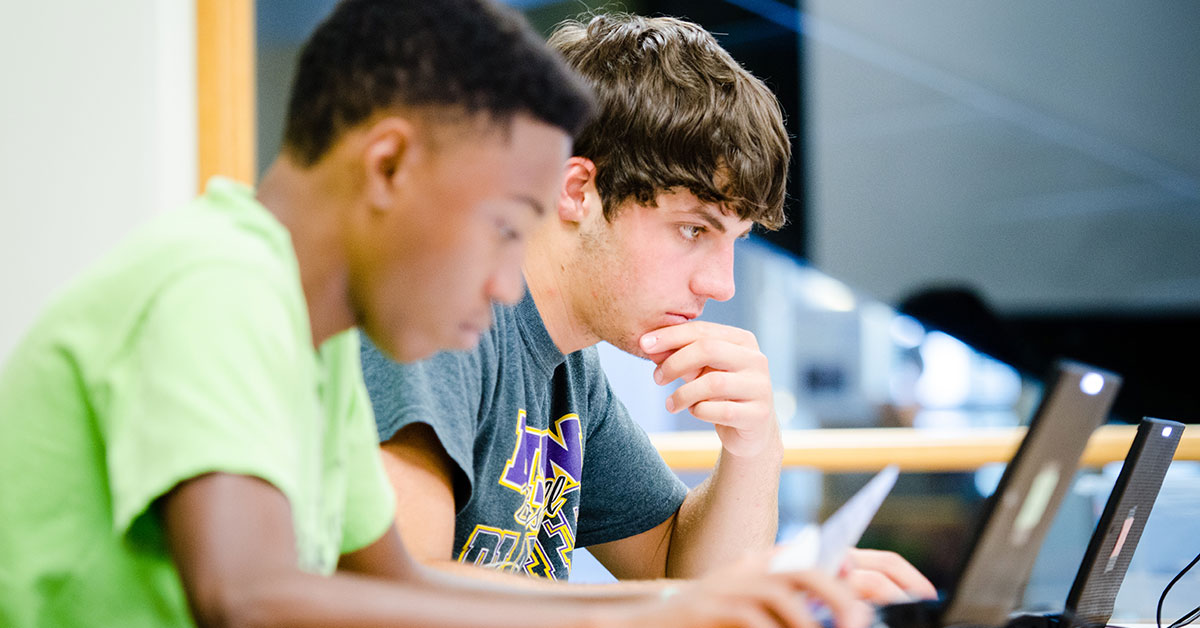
[496,219,521,243]
[679,225,704,240]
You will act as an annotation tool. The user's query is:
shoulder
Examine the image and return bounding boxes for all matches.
[565,345,608,383]
[559,345,627,435]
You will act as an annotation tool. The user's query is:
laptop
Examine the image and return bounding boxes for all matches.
[880,360,1122,628]
[1007,417,1184,628]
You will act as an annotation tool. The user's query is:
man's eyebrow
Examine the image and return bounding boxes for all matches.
[689,206,753,238]
[511,194,546,216]
[690,207,727,233]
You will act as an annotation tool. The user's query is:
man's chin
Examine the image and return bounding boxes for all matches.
[362,327,433,364]
[605,335,655,361]
[452,327,484,352]
[387,341,435,364]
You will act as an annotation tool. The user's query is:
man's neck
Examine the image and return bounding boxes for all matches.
[256,156,356,350]
[522,229,599,356]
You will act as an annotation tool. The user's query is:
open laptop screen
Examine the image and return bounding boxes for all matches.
[1064,417,1183,627]
[941,361,1122,627]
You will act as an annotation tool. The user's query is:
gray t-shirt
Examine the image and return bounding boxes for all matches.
[361,292,689,580]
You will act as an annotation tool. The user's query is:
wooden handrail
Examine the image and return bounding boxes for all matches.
[652,425,1200,473]
[196,0,256,188]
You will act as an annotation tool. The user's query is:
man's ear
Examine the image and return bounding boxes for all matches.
[558,156,598,224]
[362,116,418,213]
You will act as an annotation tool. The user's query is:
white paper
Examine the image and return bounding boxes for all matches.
[771,464,900,574]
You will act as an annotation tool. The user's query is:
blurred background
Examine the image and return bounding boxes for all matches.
[258,0,1200,423]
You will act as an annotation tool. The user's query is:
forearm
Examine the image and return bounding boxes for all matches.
[644,322,786,578]
[200,563,639,628]
[666,426,783,578]
[166,474,639,628]
[419,556,672,601]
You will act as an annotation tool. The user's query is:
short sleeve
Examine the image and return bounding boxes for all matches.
[360,336,483,506]
[574,349,689,547]
[100,266,311,539]
[336,342,397,553]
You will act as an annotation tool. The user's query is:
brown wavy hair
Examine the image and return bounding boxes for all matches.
[548,14,789,229]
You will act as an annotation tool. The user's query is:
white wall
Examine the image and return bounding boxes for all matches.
[0,0,197,359]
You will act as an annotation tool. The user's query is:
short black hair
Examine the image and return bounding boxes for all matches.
[283,0,596,165]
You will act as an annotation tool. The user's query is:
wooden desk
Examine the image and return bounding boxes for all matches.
[652,424,1200,472]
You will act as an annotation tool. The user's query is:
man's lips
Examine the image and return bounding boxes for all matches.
[663,312,700,325]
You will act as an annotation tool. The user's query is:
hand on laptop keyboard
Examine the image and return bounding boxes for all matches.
[840,548,939,604]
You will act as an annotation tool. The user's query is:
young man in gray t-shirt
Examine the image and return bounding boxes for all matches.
[363,13,936,602]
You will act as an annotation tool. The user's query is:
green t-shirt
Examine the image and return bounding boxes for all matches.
[0,177,395,627]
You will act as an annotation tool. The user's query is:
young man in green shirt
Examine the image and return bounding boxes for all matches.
[0,1,871,627]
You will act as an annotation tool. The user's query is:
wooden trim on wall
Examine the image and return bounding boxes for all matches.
[652,425,1200,473]
[196,0,256,189]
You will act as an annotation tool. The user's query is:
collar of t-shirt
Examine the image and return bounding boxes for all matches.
[513,289,567,378]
